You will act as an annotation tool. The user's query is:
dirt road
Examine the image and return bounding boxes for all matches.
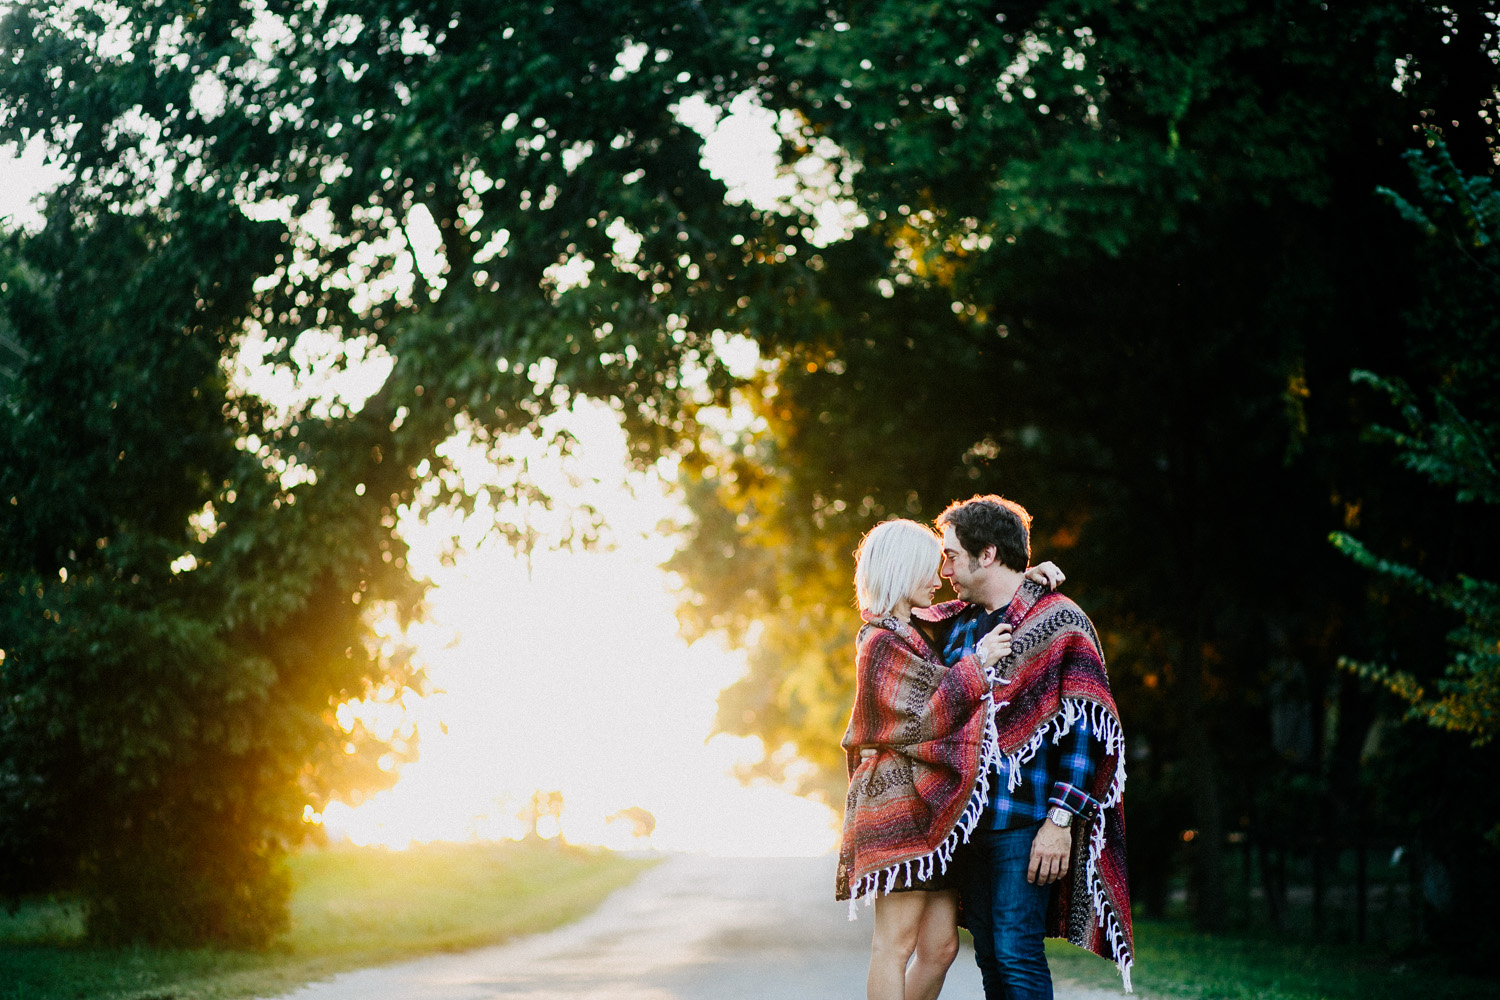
[262,854,1128,1000]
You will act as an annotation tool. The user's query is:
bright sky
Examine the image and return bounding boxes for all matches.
[0,85,850,858]
[320,400,837,855]
[0,136,65,232]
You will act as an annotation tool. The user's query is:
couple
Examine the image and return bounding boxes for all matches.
[837,495,1133,1000]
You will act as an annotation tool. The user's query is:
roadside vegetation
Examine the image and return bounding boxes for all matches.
[4,840,1496,1000]
[1045,920,1498,1000]
[2,0,1497,978]
[0,840,653,1000]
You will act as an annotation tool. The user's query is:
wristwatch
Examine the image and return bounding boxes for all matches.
[1046,806,1073,829]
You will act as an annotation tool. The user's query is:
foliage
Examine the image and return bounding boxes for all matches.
[0,0,793,943]
[0,840,652,1000]
[1332,138,1500,751]
[9,879,1500,1000]
[1043,918,1500,1000]
[664,0,1500,935]
[4,0,1499,951]
[0,200,423,945]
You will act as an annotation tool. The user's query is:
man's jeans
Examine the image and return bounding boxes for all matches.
[955,821,1053,1000]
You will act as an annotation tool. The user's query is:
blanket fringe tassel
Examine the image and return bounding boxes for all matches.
[847,674,1005,921]
[1002,697,1133,993]
[850,696,1134,992]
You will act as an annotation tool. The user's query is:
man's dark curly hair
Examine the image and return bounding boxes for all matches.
[935,495,1032,571]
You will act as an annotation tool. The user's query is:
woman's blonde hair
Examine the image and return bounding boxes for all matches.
[854,518,942,616]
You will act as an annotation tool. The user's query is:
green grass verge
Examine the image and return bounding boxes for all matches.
[1042,918,1496,999]
[0,840,655,1000]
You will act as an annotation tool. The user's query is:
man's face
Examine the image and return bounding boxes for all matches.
[940,525,986,601]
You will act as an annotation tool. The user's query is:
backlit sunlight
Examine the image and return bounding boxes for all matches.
[1,96,843,860]
[320,400,837,856]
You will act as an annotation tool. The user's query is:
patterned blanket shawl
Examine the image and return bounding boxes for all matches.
[836,611,998,910]
[918,581,1135,991]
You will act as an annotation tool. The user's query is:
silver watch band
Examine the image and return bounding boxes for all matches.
[1046,806,1073,828]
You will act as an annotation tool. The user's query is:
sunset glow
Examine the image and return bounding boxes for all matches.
[319,400,838,857]
[1,101,844,860]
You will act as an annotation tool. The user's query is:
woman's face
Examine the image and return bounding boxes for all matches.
[907,561,943,610]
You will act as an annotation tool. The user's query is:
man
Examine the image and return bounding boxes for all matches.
[915,495,1133,997]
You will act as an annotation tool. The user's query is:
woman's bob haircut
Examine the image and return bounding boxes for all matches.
[854,518,942,617]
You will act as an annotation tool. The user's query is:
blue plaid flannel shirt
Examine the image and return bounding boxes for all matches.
[943,602,1102,830]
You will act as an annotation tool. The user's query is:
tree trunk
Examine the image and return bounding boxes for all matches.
[1312,833,1325,938]
[1259,838,1285,930]
[1356,833,1368,944]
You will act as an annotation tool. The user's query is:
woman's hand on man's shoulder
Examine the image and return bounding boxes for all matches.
[1025,561,1065,591]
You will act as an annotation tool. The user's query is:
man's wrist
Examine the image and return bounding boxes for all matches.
[1046,806,1073,829]
[1049,780,1101,816]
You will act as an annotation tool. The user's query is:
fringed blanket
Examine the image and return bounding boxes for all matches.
[836,611,998,911]
[918,581,1135,991]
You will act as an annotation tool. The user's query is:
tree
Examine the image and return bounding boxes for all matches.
[1334,378,1499,746]
[4,0,1497,947]
[668,0,1500,932]
[1326,137,1499,958]
[1333,136,1499,811]
[0,201,426,943]
[0,0,792,943]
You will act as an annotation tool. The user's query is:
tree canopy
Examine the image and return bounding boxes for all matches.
[1,0,1497,950]
[667,0,1500,938]
[0,0,792,943]
[1333,138,1500,761]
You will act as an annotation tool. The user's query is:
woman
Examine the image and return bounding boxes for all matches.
[837,518,1059,1000]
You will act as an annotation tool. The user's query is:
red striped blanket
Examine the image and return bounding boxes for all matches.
[920,582,1135,990]
[836,612,997,907]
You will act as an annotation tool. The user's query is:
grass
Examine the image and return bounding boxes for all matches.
[1042,918,1498,1000]
[0,839,655,1000]
[8,850,1497,1000]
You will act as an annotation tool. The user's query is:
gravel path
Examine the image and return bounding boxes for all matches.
[261,854,1129,1000]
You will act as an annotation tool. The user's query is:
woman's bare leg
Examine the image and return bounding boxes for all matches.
[905,888,960,1000]
[869,891,925,1000]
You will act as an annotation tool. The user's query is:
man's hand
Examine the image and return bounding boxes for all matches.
[1025,561,1066,591]
[1028,819,1072,885]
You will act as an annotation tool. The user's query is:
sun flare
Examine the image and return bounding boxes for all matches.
[320,400,838,857]
[0,110,842,862]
